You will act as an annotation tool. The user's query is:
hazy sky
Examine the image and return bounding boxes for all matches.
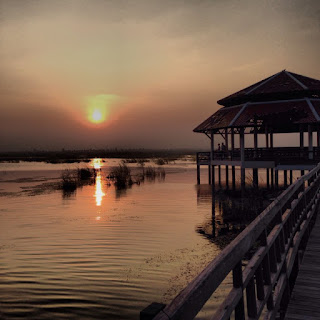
[1,0,320,151]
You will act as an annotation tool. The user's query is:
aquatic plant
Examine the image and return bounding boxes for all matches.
[60,170,77,192]
[109,163,133,189]
[77,167,96,180]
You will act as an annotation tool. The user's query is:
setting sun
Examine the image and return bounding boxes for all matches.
[86,94,119,125]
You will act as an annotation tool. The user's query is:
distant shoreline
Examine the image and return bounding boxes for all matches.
[0,149,199,163]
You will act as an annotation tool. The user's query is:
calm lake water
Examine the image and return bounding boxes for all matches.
[0,159,287,319]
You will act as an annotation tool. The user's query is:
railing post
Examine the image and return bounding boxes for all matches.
[233,261,245,320]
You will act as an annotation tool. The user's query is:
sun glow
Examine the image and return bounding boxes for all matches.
[86,94,119,125]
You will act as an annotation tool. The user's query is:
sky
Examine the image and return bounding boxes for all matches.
[1,0,320,151]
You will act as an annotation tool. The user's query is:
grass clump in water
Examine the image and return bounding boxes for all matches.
[108,163,133,189]
[61,170,78,192]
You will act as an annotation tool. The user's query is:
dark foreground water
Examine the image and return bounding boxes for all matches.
[0,159,290,319]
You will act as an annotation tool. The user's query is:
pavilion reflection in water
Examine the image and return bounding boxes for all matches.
[196,184,270,241]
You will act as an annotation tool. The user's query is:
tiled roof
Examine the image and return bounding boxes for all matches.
[194,99,320,132]
[193,105,243,132]
[218,71,320,106]
[234,100,316,126]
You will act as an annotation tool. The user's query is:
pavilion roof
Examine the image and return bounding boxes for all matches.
[218,70,320,107]
[193,98,320,133]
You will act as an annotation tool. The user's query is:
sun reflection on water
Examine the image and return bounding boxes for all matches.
[91,158,105,207]
[95,171,105,206]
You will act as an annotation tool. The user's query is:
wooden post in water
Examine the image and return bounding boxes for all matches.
[197,152,200,184]
[232,166,236,190]
[218,165,221,187]
[208,165,211,184]
[284,170,288,187]
[275,170,279,189]
[253,168,258,188]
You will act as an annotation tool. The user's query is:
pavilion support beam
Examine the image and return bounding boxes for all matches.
[289,170,293,185]
[208,165,211,185]
[308,124,313,160]
[218,165,221,188]
[266,168,270,189]
[265,126,269,148]
[275,170,279,189]
[270,131,273,149]
[197,165,200,185]
[271,168,274,189]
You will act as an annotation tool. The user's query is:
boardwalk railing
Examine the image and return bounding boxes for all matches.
[150,163,320,320]
[197,147,320,163]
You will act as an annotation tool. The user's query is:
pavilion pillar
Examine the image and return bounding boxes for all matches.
[209,132,214,185]
[218,165,221,187]
[289,170,293,185]
[254,124,258,159]
[240,128,245,162]
[197,164,200,184]
[308,124,313,160]
[300,125,304,159]
[231,128,236,190]
[317,127,320,159]
[275,170,279,189]
[240,128,245,189]
[208,165,211,184]
[225,129,229,189]
[271,168,274,189]
[265,127,270,189]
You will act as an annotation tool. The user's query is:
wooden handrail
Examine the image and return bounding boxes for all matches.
[151,163,320,320]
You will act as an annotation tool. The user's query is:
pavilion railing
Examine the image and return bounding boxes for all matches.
[148,163,320,320]
[197,147,320,164]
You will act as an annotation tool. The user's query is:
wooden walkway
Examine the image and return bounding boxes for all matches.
[285,211,320,320]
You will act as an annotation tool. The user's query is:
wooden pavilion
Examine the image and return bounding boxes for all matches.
[194,70,320,189]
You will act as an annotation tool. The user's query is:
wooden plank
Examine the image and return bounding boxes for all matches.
[285,211,320,320]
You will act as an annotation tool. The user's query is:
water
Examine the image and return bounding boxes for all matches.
[1,159,231,320]
[0,159,291,319]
